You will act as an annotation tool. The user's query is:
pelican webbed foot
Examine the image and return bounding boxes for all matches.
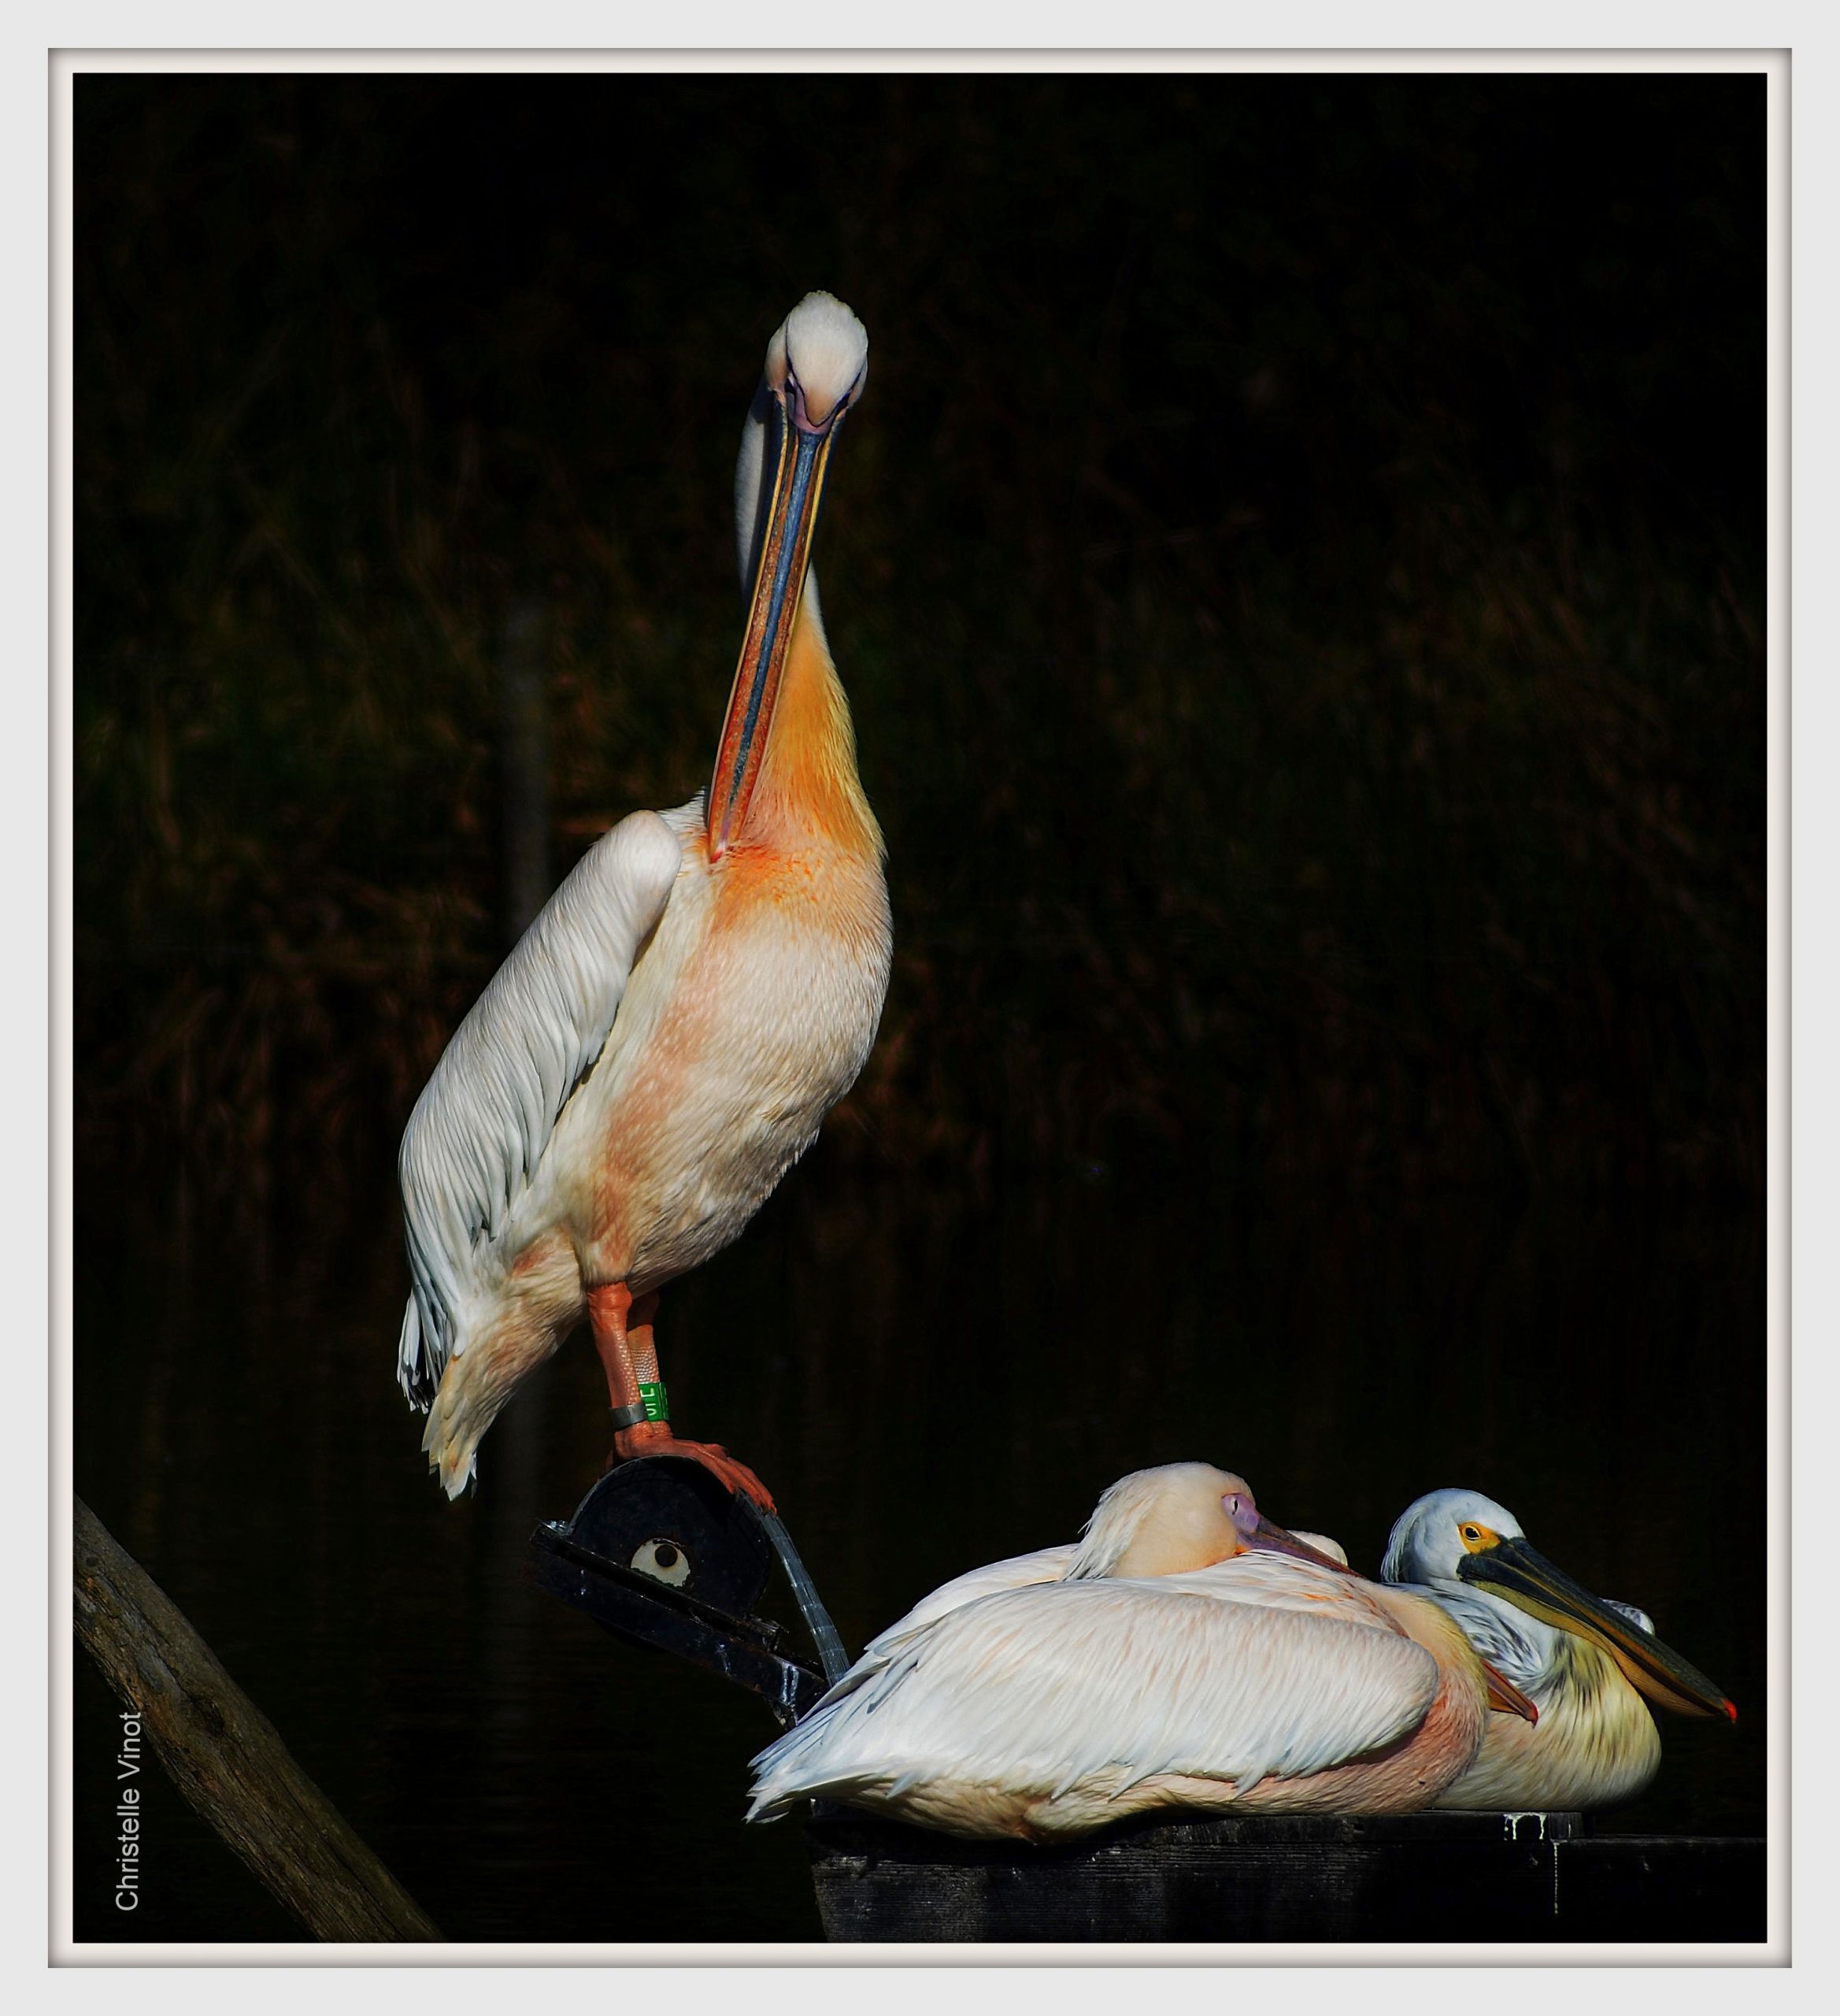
[605,1425,778,1516]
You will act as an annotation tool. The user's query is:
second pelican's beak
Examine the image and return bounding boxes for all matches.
[706,373,856,862]
[1459,1536,1736,1722]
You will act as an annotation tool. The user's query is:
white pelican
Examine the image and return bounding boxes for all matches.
[396,292,890,1504]
[746,1463,1537,1841]
[1382,1488,1735,1810]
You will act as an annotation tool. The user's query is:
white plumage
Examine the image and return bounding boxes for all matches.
[397,809,684,1410]
[747,1463,1500,1840]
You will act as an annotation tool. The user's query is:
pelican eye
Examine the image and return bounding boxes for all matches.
[1459,1521,1500,1552]
[1222,1492,1260,1539]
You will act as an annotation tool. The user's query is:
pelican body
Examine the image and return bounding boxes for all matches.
[397,293,890,1500]
[746,1464,1537,1842]
[1382,1488,1735,1810]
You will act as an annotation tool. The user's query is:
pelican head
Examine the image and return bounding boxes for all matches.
[1065,1462,1353,1581]
[768,291,870,435]
[734,293,869,580]
[1383,1487,1735,1722]
[711,291,869,861]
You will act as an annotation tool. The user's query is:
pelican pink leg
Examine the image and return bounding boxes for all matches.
[588,1283,777,1514]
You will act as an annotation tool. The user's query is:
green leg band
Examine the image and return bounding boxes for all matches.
[638,1380,670,1423]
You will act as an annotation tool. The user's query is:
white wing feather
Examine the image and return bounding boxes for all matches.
[749,1562,1438,1822]
[858,1533,1350,1660]
[862,1545,1077,1656]
[396,808,684,1406]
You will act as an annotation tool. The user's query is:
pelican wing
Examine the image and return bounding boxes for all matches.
[396,809,685,1406]
[861,1536,1360,1657]
[863,1545,1078,1655]
[749,1571,1439,1822]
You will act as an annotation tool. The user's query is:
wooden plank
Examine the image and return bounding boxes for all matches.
[73,1496,442,1943]
[806,1807,1764,1944]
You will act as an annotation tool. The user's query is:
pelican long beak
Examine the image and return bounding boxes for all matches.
[1241,1513,1361,1576]
[706,385,851,861]
[1459,1536,1736,1722]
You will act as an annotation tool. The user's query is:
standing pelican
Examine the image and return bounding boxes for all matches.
[396,292,890,1504]
[1382,1488,1735,1810]
[746,1464,1537,1840]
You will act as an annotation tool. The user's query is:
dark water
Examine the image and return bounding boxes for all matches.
[72,1145,1767,1945]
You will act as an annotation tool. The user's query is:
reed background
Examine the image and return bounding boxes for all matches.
[76,71,1763,1202]
[68,71,1768,1944]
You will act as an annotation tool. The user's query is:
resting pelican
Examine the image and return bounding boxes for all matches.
[1382,1488,1735,1810]
[746,1464,1537,1841]
[395,292,890,1503]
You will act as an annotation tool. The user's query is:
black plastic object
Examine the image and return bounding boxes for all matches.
[523,1455,832,1729]
[568,1451,774,1615]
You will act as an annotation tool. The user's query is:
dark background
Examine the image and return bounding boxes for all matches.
[72,70,1767,1946]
